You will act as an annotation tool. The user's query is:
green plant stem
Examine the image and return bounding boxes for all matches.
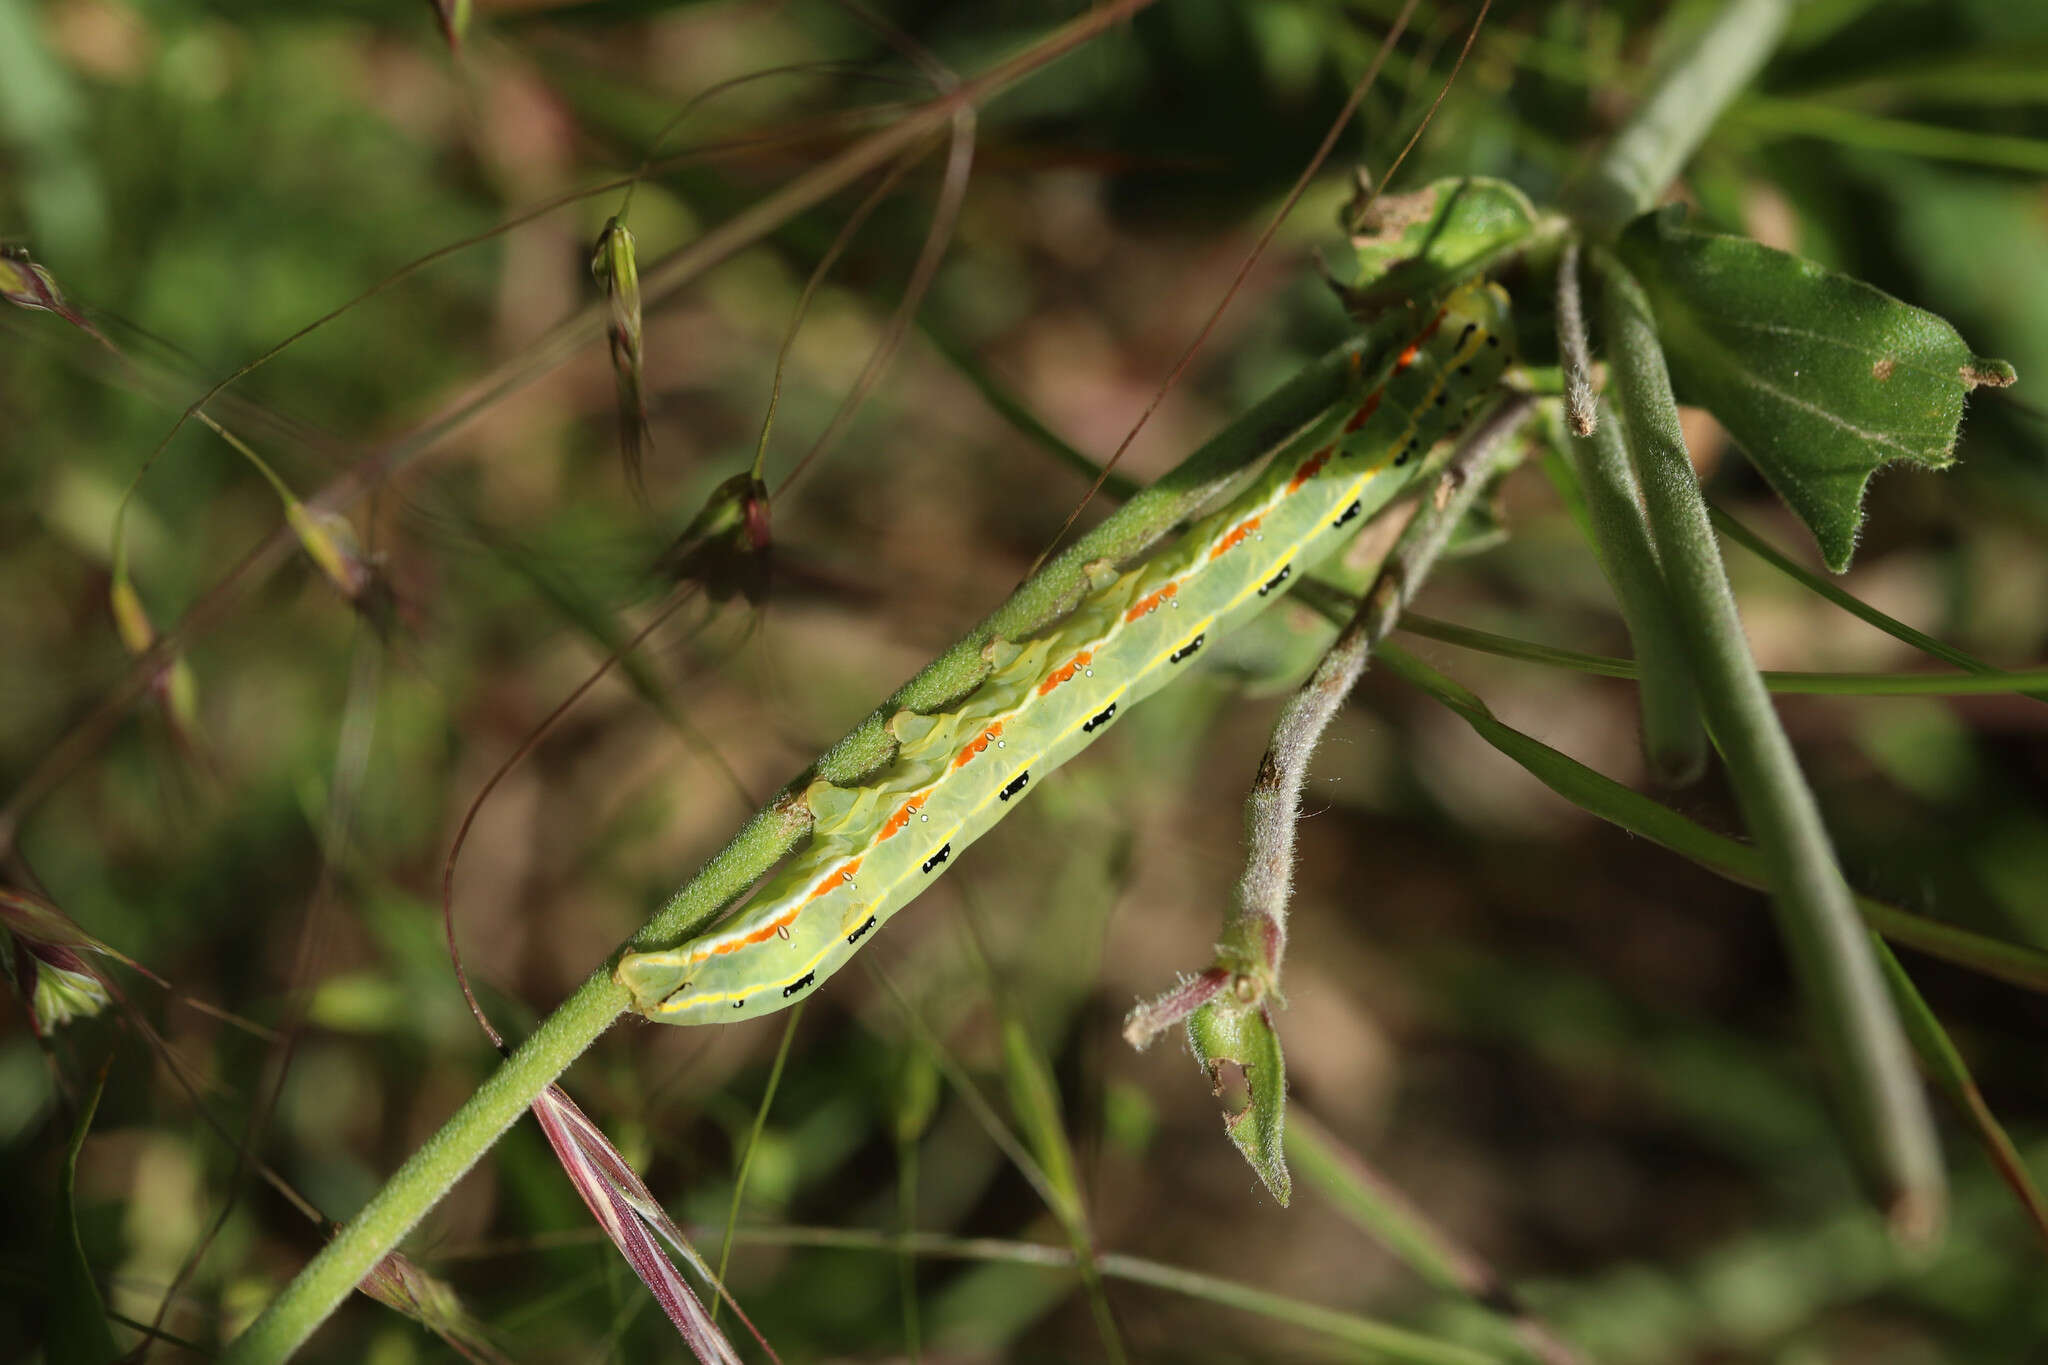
[1223,397,1534,976]
[1367,643,2048,996]
[1559,387,1707,784]
[1379,646,2048,1247]
[1710,506,2048,704]
[1288,1110,1586,1365]
[711,1000,804,1324]
[222,316,1400,1365]
[1573,0,1792,231]
[1727,96,2048,175]
[723,1227,1504,1365]
[1555,239,1599,438]
[920,317,1145,501]
[1598,256,1944,1237]
[1397,611,2048,695]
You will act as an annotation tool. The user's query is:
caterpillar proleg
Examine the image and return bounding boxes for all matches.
[617,282,1515,1023]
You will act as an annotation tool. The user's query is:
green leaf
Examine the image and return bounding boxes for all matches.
[1186,1001,1291,1205]
[1329,176,1541,316]
[1615,206,2016,571]
[1872,940,2048,1251]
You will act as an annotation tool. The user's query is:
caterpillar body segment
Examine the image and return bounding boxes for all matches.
[616,282,1514,1023]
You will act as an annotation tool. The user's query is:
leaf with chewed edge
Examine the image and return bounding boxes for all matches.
[1187,1002,1291,1206]
[1615,206,2016,571]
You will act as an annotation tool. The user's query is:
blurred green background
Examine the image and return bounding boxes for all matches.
[3,0,2047,1360]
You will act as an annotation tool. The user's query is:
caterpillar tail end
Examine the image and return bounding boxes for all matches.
[614,949,691,1019]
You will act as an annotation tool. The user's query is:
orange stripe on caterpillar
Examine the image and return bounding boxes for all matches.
[801,857,862,906]
[1392,307,1450,372]
[1124,581,1178,623]
[952,721,1004,769]
[1038,649,1094,696]
[1287,446,1333,493]
[709,905,799,955]
[1343,389,1382,434]
[1208,515,1261,561]
[879,797,925,841]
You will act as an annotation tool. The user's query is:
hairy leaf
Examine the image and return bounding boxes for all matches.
[1615,206,2015,570]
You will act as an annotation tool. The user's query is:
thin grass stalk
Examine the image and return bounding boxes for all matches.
[1378,644,2048,1248]
[1710,506,2048,705]
[722,1228,1506,1365]
[1364,640,2048,996]
[1871,943,2048,1251]
[711,1001,804,1324]
[1289,1110,1585,1365]
[1395,612,2048,695]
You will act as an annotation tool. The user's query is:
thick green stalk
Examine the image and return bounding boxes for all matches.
[1598,257,1944,1237]
[1572,0,1791,231]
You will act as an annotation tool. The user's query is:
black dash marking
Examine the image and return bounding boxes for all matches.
[1457,322,1476,346]
[1083,702,1117,733]
[1394,449,1413,467]
[1169,633,1206,664]
[1259,564,1292,596]
[921,843,952,874]
[1333,500,1362,528]
[781,971,816,999]
[732,999,746,1010]
[999,771,1029,802]
[1435,392,1449,407]
[1458,363,1474,376]
[846,914,877,946]
[1486,333,1500,347]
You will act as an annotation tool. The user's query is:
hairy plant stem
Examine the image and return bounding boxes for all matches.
[1555,240,1598,438]
[1571,0,1791,232]
[1558,394,1707,785]
[1560,0,1942,1236]
[1126,395,1534,1054]
[1598,254,1945,1238]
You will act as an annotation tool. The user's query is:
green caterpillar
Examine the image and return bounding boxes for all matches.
[617,282,1515,1023]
